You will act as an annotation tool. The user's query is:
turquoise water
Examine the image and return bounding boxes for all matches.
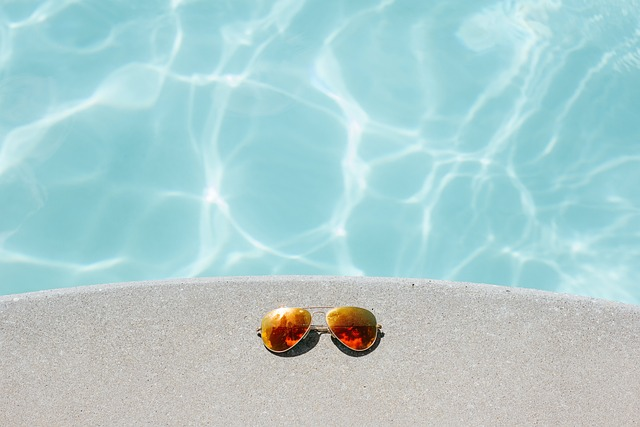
[1,1,639,303]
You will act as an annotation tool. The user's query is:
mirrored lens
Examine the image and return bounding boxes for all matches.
[261,308,312,352]
[326,307,378,351]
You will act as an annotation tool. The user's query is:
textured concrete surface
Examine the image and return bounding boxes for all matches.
[1,276,639,426]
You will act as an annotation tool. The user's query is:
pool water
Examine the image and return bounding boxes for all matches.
[1,0,639,304]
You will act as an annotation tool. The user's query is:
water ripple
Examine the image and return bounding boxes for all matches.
[1,0,639,304]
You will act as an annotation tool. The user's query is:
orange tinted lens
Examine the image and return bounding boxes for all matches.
[261,308,312,352]
[326,307,378,351]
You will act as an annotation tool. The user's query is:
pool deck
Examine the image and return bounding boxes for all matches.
[1,276,639,425]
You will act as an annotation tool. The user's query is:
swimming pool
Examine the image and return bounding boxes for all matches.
[1,0,639,304]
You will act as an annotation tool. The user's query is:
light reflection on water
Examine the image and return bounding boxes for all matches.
[0,0,639,304]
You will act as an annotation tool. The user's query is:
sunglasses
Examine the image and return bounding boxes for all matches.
[257,306,382,353]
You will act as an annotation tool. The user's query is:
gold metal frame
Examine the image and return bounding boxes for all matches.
[257,306,383,353]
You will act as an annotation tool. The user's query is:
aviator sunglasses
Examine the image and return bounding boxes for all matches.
[257,306,382,353]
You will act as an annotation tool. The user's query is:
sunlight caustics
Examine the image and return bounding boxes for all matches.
[0,0,639,304]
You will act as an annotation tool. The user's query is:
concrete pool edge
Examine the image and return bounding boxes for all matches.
[2,276,639,425]
[3,275,638,307]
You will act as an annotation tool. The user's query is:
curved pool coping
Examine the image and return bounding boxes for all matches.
[1,276,639,425]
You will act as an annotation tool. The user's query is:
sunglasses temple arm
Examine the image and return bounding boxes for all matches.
[256,325,331,336]
[309,324,383,333]
[256,323,383,335]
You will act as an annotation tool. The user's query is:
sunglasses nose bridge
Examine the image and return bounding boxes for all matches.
[309,311,331,333]
[309,310,327,321]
